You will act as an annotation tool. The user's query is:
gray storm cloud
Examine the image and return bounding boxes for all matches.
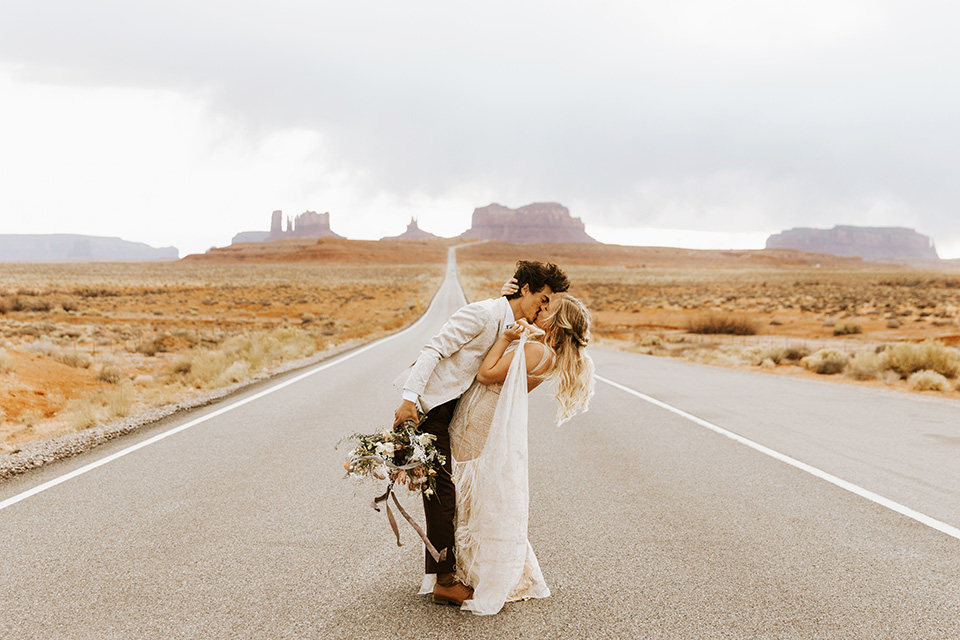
[2,0,958,244]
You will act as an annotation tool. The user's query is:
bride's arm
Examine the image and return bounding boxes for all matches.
[477,329,548,386]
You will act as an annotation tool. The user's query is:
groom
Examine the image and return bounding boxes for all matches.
[394,260,570,605]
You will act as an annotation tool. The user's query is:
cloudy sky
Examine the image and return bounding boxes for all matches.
[1,0,958,257]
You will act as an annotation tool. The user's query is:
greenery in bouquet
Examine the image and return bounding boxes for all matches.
[342,415,445,498]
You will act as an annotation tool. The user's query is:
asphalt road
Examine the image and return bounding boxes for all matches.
[1,248,959,639]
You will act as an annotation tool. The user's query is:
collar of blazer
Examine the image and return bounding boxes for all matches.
[496,296,513,333]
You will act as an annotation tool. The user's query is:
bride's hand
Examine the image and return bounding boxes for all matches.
[516,318,544,337]
[503,324,524,342]
[500,278,519,297]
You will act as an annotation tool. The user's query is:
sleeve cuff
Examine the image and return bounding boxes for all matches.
[402,389,419,404]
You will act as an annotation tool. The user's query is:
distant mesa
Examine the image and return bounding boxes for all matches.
[765,226,939,261]
[0,234,178,262]
[380,218,441,241]
[231,210,344,244]
[459,203,598,244]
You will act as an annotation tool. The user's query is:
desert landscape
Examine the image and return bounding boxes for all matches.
[3,234,960,464]
[0,239,446,458]
[455,241,960,400]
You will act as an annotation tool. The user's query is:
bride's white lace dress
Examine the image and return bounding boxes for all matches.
[431,335,551,615]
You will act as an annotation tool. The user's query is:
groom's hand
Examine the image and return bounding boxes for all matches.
[394,399,418,428]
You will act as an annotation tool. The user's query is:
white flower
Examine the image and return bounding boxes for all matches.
[375,441,395,456]
[423,488,434,496]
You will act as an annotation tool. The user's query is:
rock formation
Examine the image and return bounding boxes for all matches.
[0,234,178,262]
[459,203,598,244]
[380,218,441,241]
[765,226,939,260]
[232,210,344,244]
[231,231,271,244]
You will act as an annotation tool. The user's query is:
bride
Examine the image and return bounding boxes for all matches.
[422,293,595,615]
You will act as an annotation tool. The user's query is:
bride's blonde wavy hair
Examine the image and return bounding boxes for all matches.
[539,294,596,424]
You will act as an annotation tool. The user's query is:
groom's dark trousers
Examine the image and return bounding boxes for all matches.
[419,397,459,575]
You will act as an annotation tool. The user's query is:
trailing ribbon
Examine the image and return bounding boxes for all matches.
[371,482,448,563]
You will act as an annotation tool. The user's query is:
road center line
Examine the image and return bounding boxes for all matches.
[596,374,960,542]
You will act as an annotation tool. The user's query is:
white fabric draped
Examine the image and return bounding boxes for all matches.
[441,333,551,615]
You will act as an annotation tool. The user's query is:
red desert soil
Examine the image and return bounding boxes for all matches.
[0,242,446,452]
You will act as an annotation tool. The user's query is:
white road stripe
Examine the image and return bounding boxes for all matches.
[596,374,960,542]
[0,268,450,514]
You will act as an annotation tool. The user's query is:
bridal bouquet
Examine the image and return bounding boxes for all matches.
[341,416,445,498]
[341,415,449,562]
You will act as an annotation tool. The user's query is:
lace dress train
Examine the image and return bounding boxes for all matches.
[446,337,551,615]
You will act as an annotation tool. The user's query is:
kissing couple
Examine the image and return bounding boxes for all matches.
[393,260,595,615]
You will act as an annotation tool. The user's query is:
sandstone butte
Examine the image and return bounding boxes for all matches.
[766,226,940,261]
[459,202,598,244]
[380,218,440,241]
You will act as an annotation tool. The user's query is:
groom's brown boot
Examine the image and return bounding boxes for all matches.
[432,573,473,606]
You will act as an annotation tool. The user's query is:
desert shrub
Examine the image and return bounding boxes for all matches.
[639,335,664,347]
[881,340,960,379]
[833,323,862,336]
[845,349,882,380]
[26,297,52,312]
[18,324,43,338]
[134,337,162,357]
[274,328,315,360]
[66,398,98,430]
[0,349,15,374]
[783,345,811,361]
[801,349,850,375]
[221,360,251,383]
[186,350,232,388]
[686,313,759,335]
[301,312,316,325]
[886,318,902,329]
[743,345,786,366]
[908,370,950,392]
[54,349,92,369]
[169,355,192,374]
[103,384,133,417]
[28,340,58,357]
[0,298,9,314]
[96,362,124,384]
[51,296,79,312]
[183,328,317,388]
[878,370,901,385]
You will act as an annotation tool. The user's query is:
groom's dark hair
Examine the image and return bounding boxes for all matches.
[506,260,569,299]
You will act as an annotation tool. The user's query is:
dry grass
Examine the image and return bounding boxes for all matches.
[65,397,98,431]
[0,349,15,374]
[457,250,960,398]
[800,349,851,375]
[687,313,760,335]
[0,260,443,451]
[908,370,950,392]
[833,322,863,336]
[844,349,883,380]
[880,340,960,379]
[742,345,787,366]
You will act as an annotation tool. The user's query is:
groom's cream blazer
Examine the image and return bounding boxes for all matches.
[398,296,511,413]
